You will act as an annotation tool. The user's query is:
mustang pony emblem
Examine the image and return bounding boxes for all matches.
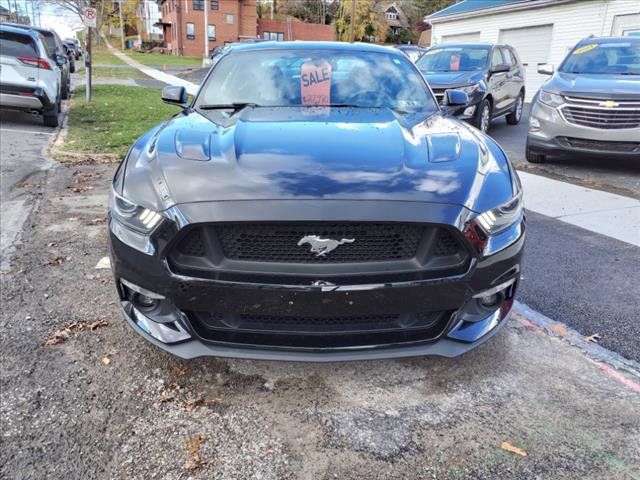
[297,235,355,257]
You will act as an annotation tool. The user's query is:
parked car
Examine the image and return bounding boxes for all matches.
[62,42,76,73]
[395,45,429,63]
[64,37,82,60]
[416,43,525,133]
[0,24,63,126]
[526,37,640,163]
[6,23,70,100]
[108,42,524,361]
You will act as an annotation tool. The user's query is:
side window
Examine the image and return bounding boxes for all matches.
[501,48,514,67]
[186,23,195,40]
[491,48,504,68]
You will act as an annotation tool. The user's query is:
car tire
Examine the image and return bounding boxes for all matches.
[473,98,491,133]
[506,92,524,125]
[69,61,75,73]
[525,145,546,163]
[43,100,60,127]
[61,79,70,100]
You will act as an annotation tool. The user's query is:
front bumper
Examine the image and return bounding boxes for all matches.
[108,201,524,361]
[527,101,640,159]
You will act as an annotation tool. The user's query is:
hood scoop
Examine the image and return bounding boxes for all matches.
[175,128,211,161]
[426,133,461,163]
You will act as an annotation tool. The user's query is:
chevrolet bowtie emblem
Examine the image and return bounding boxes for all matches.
[599,100,619,108]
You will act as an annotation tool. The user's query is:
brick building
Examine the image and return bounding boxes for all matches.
[257,18,335,42]
[157,0,257,57]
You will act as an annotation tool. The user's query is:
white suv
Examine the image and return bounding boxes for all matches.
[0,24,63,127]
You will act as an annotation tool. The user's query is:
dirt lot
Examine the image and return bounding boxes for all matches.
[1,160,639,480]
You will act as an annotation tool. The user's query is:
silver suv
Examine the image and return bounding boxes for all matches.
[0,24,63,127]
[526,37,640,163]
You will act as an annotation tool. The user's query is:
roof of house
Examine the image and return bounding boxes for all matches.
[427,0,571,22]
[0,5,11,15]
[375,1,410,28]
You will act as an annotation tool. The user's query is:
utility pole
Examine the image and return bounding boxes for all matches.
[349,0,356,43]
[118,0,125,50]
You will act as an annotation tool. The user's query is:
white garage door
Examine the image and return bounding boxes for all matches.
[441,31,481,43]
[499,24,553,102]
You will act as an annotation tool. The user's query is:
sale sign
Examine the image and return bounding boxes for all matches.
[300,60,332,106]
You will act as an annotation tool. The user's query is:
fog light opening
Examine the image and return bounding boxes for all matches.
[479,293,500,308]
[133,292,160,311]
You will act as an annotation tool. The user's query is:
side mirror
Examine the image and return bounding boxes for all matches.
[161,85,188,107]
[443,89,469,107]
[55,55,67,66]
[490,64,510,74]
[537,63,554,75]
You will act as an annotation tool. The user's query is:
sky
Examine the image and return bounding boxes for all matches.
[2,0,84,39]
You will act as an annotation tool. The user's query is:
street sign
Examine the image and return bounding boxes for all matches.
[83,7,97,27]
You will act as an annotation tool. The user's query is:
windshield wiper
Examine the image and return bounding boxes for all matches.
[197,102,260,114]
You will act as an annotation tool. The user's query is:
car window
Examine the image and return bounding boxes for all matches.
[491,48,504,68]
[38,31,57,57]
[416,46,490,72]
[559,40,640,74]
[501,48,515,67]
[196,49,437,114]
[0,30,38,57]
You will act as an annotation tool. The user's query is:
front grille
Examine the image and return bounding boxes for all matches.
[560,96,640,130]
[559,137,640,153]
[187,310,452,349]
[169,222,470,283]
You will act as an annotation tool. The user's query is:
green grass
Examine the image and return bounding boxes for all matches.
[122,50,202,67]
[65,85,177,157]
[76,44,148,79]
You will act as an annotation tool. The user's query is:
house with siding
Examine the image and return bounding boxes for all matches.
[426,0,640,100]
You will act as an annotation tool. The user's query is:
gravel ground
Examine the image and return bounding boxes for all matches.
[1,161,639,480]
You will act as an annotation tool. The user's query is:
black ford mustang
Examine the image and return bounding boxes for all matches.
[108,41,525,361]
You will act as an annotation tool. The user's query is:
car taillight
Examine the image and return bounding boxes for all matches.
[463,220,487,253]
[17,56,52,70]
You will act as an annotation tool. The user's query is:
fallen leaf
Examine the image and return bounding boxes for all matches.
[89,218,106,225]
[95,256,111,269]
[549,322,570,338]
[101,348,119,366]
[167,383,182,391]
[501,441,527,457]
[42,319,109,346]
[44,255,68,266]
[585,333,601,343]
[185,397,222,412]
[101,356,111,366]
[174,365,189,376]
[183,435,210,471]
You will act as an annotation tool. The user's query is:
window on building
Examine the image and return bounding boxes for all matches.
[226,14,234,24]
[186,22,195,40]
[211,1,219,10]
[385,8,398,20]
[208,25,216,40]
[263,31,285,41]
[193,0,204,10]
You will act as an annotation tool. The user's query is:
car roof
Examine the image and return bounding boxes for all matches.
[0,23,42,40]
[428,43,497,49]
[3,22,56,37]
[225,40,403,55]
[577,36,639,44]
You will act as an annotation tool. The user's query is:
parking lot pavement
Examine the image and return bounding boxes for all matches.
[490,106,640,198]
[1,158,639,480]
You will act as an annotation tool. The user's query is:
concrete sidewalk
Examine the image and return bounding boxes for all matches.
[103,38,200,95]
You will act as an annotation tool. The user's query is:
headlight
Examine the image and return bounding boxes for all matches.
[460,83,481,95]
[475,191,524,235]
[538,89,563,108]
[110,190,163,233]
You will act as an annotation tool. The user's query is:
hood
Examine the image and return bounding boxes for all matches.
[122,107,513,215]
[420,70,485,88]
[545,72,640,98]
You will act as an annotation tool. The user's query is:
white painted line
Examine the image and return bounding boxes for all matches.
[0,128,53,135]
[518,171,640,247]
[103,38,200,96]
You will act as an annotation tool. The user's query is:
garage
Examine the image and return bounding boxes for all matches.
[498,24,553,101]
[427,0,638,101]
[441,31,481,43]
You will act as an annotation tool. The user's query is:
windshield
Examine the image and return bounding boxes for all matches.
[416,46,490,72]
[195,49,437,114]
[560,40,640,74]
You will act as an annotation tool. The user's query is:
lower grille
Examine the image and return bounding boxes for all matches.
[559,137,640,153]
[187,310,452,349]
